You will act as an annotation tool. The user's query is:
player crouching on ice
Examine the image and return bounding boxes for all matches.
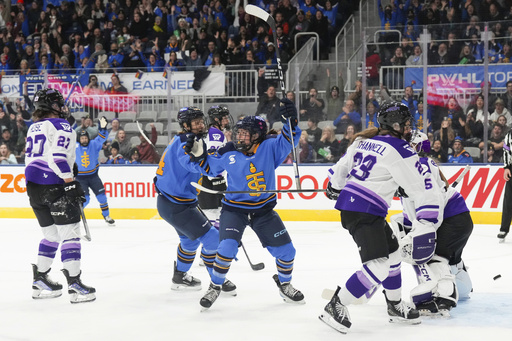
[25,88,96,303]
[320,102,441,333]
[390,130,473,318]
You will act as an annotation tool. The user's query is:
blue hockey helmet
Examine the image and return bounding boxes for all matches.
[233,116,267,152]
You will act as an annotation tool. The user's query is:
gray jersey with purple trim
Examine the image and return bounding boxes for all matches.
[25,118,77,185]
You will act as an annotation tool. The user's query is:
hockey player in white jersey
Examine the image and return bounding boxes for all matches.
[391,130,473,317]
[25,88,96,304]
[197,105,233,228]
[320,102,441,333]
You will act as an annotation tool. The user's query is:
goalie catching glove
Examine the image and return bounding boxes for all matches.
[399,220,436,265]
[98,116,109,129]
[279,98,298,127]
[184,133,207,163]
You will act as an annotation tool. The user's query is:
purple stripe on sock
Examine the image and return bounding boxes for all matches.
[40,239,59,248]
[382,272,402,290]
[61,242,81,251]
[346,272,371,298]
[355,270,374,289]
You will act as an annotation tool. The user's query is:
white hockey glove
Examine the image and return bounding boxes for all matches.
[184,133,206,163]
[399,220,436,265]
[99,116,108,129]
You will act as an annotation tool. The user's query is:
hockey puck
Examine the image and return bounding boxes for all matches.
[493,274,502,280]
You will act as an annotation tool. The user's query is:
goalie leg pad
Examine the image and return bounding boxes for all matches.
[451,261,472,300]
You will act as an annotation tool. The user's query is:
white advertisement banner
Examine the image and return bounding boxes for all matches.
[0,164,506,222]
[1,72,225,97]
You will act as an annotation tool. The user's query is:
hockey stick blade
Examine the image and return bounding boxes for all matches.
[136,121,155,147]
[240,241,264,271]
[321,288,335,300]
[244,4,270,22]
[451,165,470,188]
[191,182,324,195]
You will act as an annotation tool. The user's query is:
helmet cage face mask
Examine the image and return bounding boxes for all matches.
[233,116,267,152]
[207,105,233,130]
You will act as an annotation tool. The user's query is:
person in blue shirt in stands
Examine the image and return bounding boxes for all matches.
[447,137,473,164]
[76,116,116,225]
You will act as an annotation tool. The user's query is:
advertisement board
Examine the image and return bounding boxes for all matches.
[0,164,505,223]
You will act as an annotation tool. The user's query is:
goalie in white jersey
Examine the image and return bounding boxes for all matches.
[24,88,96,304]
[319,102,442,334]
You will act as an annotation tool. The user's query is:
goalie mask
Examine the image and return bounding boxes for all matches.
[177,107,206,137]
[378,101,413,141]
[410,130,431,154]
[207,105,234,130]
[33,88,69,119]
[233,116,267,152]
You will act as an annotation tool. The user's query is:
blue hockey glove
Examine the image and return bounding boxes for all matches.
[279,98,298,127]
[184,133,206,163]
[64,181,86,203]
[326,182,341,200]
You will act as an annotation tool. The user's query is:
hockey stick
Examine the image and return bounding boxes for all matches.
[78,202,92,242]
[245,4,301,190]
[450,165,470,188]
[191,182,325,195]
[136,121,155,147]
[240,241,265,271]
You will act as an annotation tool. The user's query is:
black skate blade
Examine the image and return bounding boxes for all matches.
[319,314,350,334]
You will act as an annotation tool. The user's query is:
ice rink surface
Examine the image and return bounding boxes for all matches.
[0,218,511,341]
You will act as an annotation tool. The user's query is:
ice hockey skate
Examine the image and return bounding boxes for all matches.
[221,279,237,296]
[104,215,115,226]
[171,261,201,291]
[384,291,421,324]
[200,282,221,311]
[61,269,96,303]
[498,231,508,243]
[272,274,305,304]
[319,287,352,334]
[415,300,450,318]
[32,264,62,299]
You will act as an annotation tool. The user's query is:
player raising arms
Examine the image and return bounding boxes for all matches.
[197,105,233,228]
[320,102,441,333]
[154,107,236,294]
[75,117,115,226]
[392,130,473,317]
[184,99,305,310]
[25,88,96,304]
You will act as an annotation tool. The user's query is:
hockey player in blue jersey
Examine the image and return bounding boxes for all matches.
[154,107,236,295]
[25,88,96,303]
[197,105,233,228]
[392,130,473,317]
[320,102,442,333]
[183,99,305,310]
[76,118,115,226]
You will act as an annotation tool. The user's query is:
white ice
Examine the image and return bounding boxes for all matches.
[0,219,511,341]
